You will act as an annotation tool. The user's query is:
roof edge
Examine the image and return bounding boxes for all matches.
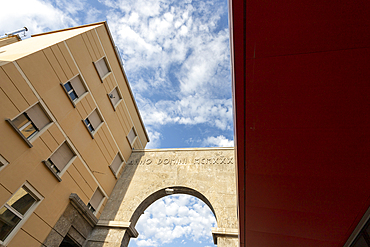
[31,21,107,37]
[101,22,150,143]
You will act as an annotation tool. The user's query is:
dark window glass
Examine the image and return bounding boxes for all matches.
[7,188,36,215]
[64,82,78,101]
[0,187,37,242]
[64,82,73,92]
[87,203,95,213]
[0,207,21,241]
[69,91,78,101]
[85,119,94,132]
[46,159,60,174]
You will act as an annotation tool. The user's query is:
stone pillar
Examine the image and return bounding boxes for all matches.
[212,228,239,247]
[43,194,97,247]
[85,221,138,247]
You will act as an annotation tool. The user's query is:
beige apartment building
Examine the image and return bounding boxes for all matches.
[0,22,149,246]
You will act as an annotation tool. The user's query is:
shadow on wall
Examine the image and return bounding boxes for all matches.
[84,152,145,247]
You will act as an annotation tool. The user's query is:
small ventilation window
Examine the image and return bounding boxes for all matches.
[108,87,122,109]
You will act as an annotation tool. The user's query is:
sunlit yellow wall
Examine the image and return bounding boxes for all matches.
[0,23,148,247]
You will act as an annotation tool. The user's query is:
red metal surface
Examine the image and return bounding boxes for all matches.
[229,0,246,245]
[231,0,370,246]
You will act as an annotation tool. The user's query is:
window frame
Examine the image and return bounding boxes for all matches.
[107,86,123,110]
[61,74,88,108]
[83,109,104,139]
[87,188,105,216]
[43,141,77,182]
[127,126,138,148]
[6,102,53,148]
[109,152,126,178]
[93,57,111,82]
[0,182,43,246]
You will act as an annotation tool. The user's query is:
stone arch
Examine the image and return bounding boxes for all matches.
[130,186,217,227]
[86,148,238,247]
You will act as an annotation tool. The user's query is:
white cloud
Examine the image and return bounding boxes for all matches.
[136,94,232,132]
[54,0,85,15]
[1,0,233,149]
[132,195,216,246]
[203,135,234,147]
[136,239,158,247]
[145,129,162,149]
[84,7,102,24]
[103,0,232,140]
[0,0,77,36]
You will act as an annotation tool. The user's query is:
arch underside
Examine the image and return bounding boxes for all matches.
[130,186,217,226]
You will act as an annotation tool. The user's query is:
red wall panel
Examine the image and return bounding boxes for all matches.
[231,0,370,246]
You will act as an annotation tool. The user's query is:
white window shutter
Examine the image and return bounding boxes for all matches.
[49,142,74,171]
[26,104,50,130]
[89,110,102,130]
[127,128,137,145]
[70,76,86,97]
[110,153,123,173]
[90,189,104,210]
[96,58,110,78]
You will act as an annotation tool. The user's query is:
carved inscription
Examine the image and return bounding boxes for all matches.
[194,157,233,165]
[157,158,187,165]
[128,157,233,166]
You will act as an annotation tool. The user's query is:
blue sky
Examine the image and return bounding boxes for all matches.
[131,195,217,247]
[1,0,232,245]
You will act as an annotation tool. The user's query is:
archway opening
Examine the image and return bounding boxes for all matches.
[128,194,217,247]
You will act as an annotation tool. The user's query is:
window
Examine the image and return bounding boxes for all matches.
[109,153,124,176]
[44,142,75,180]
[83,109,103,137]
[11,114,37,139]
[87,188,104,214]
[0,184,42,244]
[64,82,77,101]
[127,127,137,147]
[108,87,122,109]
[0,155,9,171]
[62,75,87,104]
[94,57,110,80]
[7,103,51,147]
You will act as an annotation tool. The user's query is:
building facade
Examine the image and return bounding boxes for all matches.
[0,22,149,246]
